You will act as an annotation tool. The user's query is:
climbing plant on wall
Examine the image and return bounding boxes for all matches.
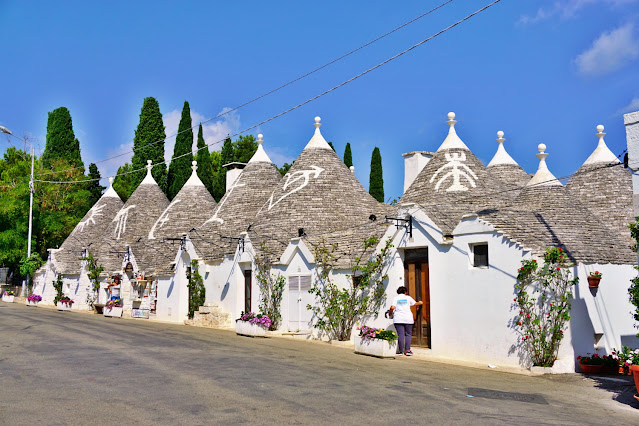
[307,236,393,341]
[53,274,64,305]
[513,247,578,367]
[187,259,206,319]
[253,244,285,331]
[628,219,639,338]
[80,251,104,307]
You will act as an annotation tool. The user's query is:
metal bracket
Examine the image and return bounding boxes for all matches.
[385,215,412,238]
[220,236,245,253]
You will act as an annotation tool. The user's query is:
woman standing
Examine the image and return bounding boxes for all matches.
[389,286,423,356]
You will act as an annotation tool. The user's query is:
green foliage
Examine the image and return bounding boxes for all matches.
[131,97,167,193]
[196,124,215,196]
[327,141,336,152]
[369,147,384,202]
[113,162,134,201]
[307,237,393,341]
[233,135,258,163]
[278,162,293,177]
[53,274,64,305]
[86,163,105,205]
[211,137,233,200]
[187,259,206,319]
[254,244,286,331]
[167,101,194,199]
[42,107,84,171]
[80,251,104,306]
[514,247,578,367]
[628,218,639,336]
[343,143,353,168]
[19,253,44,281]
[209,150,225,201]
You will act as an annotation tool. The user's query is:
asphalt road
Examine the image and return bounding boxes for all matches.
[1,302,638,425]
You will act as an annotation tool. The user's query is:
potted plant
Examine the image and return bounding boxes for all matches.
[577,353,604,374]
[601,354,619,375]
[57,296,74,311]
[587,271,602,288]
[614,347,632,375]
[355,325,399,358]
[2,291,15,303]
[235,312,271,337]
[26,294,42,307]
[103,297,123,318]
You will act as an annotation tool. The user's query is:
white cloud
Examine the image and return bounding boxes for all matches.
[618,96,639,114]
[574,23,639,76]
[519,0,638,24]
[163,107,241,164]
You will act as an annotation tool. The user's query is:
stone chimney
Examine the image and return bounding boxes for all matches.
[402,151,433,193]
[222,162,247,192]
[624,111,639,215]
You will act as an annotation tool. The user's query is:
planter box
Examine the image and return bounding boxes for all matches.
[355,337,398,358]
[2,295,15,303]
[57,302,72,311]
[25,300,38,307]
[103,306,123,317]
[235,320,268,337]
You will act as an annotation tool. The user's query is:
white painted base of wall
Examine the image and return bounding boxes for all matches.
[235,320,268,337]
[56,302,72,311]
[25,300,38,307]
[355,338,398,358]
[529,358,575,375]
[104,307,123,318]
[2,295,15,303]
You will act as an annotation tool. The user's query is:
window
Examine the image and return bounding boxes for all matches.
[472,243,488,268]
[352,275,362,288]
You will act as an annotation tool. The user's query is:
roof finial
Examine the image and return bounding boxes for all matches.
[487,130,519,167]
[192,160,197,172]
[447,112,457,129]
[108,176,114,185]
[304,116,332,150]
[497,130,505,144]
[596,124,605,140]
[526,143,561,187]
[146,160,153,173]
[314,116,322,129]
[582,123,619,165]
[349,165,355,174]
[257,134,264,145]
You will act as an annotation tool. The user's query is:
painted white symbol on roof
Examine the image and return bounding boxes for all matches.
[205,178,246,225]
[267,165,324,211]
[430,152,477,192]
[148,199,181,240]
[77,203,105,232]
[112,205,136,240]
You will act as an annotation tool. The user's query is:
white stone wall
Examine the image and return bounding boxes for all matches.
[624,110,639,215]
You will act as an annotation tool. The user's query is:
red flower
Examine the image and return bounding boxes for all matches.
[533,260,537,262]
[556,267,561,271]
[513,298,517,302]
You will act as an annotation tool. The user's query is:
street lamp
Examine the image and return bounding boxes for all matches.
[1,126,35,295]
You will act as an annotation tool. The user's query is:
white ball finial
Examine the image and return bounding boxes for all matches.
[315,116,321,123]
[497,130,504,138]
[597,124,604,133]
[147,160,152,166]
[349,165,355,174]
[448,112,455,121]
[314,116,322,129]
[538,143,546,153]
[108,176,114,185]
[257,134,264,145]
[446,111,457,128]
[146,160,153,172]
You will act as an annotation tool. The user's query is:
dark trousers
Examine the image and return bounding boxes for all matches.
[395,323,413,353]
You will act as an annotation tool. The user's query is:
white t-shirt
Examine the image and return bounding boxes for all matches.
[392,294,416,324]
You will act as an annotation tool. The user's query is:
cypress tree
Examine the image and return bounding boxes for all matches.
[369,147,384,202]
[233,135,257,163]
[42,107,84,171]
[86,163,105,205]
[167,101,194,199]
[196,123,215,196]
[113,163,134,202]
[131,97,167,194]
[210,151,224,201]
[343,143,353,168]
[328,141,336,152]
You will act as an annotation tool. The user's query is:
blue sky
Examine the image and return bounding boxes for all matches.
[1,0,638,201]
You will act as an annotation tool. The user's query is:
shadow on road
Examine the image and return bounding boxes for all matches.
[587,375,637,409]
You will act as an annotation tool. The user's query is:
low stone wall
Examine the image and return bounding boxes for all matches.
[185,303,233,329]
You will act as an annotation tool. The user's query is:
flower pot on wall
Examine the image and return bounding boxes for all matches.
[355,338,398,358]
[587,277,601,289]
[2,295,15,303]
[25,300,38,307]
[56,302,72,311]
[630,365,639,398]
[235,320,267,337]
[103,307,123,317]
[579,363,602,374]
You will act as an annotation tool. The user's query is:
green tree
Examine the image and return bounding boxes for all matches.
[278,162,293,177]
[187,259,206,319]
[254,243,286,330]
[113,163,135,202]
[195,123,215,196]
[86,163,105,205]
[131,97,167,193]
[167,101,194,199]
[328,141,336,152]
[369,147,384,202]
[233,135,258,163]
[210,150,225,201]
[212,137,233,200]
[42,107,84,171]
[344,143,353,168]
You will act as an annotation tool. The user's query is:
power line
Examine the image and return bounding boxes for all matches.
[34,0,456,178]
[34,0,505,185]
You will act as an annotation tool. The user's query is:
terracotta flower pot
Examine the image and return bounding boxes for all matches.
[579,363,602,374]
[587,276,601,288]
[630,365,639,397]
[619,365,631,375]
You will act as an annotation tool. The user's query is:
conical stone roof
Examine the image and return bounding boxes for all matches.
[194,135,282,261]
[250,117,392,264]
[400,112,505,236]
[53,177,124,274]
[486,131,530,196]
[139,161,218,275]
[97,160,170,272]
[565,125,633,246]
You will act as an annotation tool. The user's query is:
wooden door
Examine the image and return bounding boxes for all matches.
[244,270,252,313]
[404,250,430,348]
